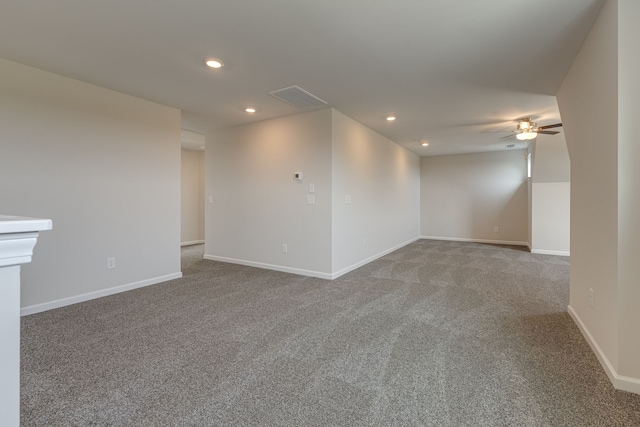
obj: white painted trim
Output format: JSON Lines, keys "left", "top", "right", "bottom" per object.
{"left": 330, "top": 237, "right": 420, "bottom": 280}
{"left": 568, "top": 305, "right": 640, "bottom": 395}
{"left": 203, "top": 255, "right": 333, "bottom": 280}
{"left": 20, "top": 272, "right": 183, "bottom": 316}
{"left": 531, "top": 249, "right": 570, "bottom": 256}
{"left": 420, "top": 236, "right": 529, "bottom": 247}
{"left": 204, "top": 237, "right": 421, "bottom": 281}
{"left": 181, "top": 240, "right": 204, "bottom": 247}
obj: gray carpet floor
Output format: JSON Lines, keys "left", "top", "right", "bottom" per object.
{"left": 21, "top": 240, "right": 640, "bottom": 426}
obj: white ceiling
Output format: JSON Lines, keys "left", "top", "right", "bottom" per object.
{"left": 0, "top": 0, "right": 604, "bottom": 156}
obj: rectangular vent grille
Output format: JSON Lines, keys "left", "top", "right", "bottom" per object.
{"left": 268, "top": 85, "right": 328, "bottom": 108}
{"left": 505, "top": 144, "right": 516, "bottom": 148}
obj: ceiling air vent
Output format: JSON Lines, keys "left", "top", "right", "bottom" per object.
{"left": 268, "top": 85, "right": 328, "bottom": 108}
{"left": 505, "top": 144, "right": 516, "bottom": 148}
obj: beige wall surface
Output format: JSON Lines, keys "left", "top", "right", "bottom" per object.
{"left": 616, "top": 0, "right": 640, "bottom": 380}
{"left": 557, "top": 0, "right": 619, "bottom": 372}
{"left": 181, "top": 148, "right": 205, "bottom": 244}
{"left": 420, "top": 150, "right": 528, "bottom": 244}
{"left": 532, "top": 135, "right": 570, "bottom": 183}
{"left": 531, "top": 182, "right": 570, "bottom": 255}
{"left": 530, "top": 135, "right": 571, "bottom": 255}
{"left": 331, "top": 110, "right": 420, "bottom": 274}
{"left": 0, "top": 59, "right": 182, "bottom": 310}
{"left": 205, "top": 109, "right": 333, "bottom": 276}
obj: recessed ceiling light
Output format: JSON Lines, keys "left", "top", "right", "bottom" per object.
{"left": 204, "top": 58, "right": 224, "bottom": 69}
{"left": 386, "top": 116, "right": 396, "bottom": 121}
{"left": 245, "top": 108, "right": 256, "bottom": 113}
{"left": 421, "top": 142, "right": 429, "bottom": 147}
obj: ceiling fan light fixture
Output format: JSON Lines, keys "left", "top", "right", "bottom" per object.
{"left": 516, "top": 132, "right": 537, "bottom": 141}
{"left": 204, "top": 58, "right": 224, "bottom": 69}
{"left": 518, "top": 118, "right": 535, "bottom": 131}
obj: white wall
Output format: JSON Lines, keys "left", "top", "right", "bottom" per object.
{"left": 530, "top": 135, "right": 571, "bottom": 255}
{"left": 616, "top": 0, "right": 640, "bottom": 382}
{"left": 531, "top": 135, "right": 571, "bottom": 183}
{"left": 420, "top": 150, "right": 528, "bottom": 245}
{"left": 181, "top": 148, "right": 205, "bottom": 245}
{"left": 558, "top": 0, "right": 640, "bottom": 392}
{"left": 557, "top": 0, "right": 620, "bottom": 374}
{"left": 531, "top": 182, "right": 570, "bottom": 255}
{"left": 331, "top": 110, "right": 420, "bottom": 275}
{"left": 0, "top": 59, "right": 182, "bottom": 312}
{"left": 205, "top": 109, "right": 333, "bottom": 277}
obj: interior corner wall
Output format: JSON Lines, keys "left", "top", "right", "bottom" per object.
{"left": 205, "top": 109, "right": 333, "bottom": 277}
{"left": 556, "top": 0, "right": 619, "bottom": 374}
{"left": 617, "top": 0, "right": 640, "bottom": 381}
{"left": 330, "top": 110, "right": 420, "bottom": 276}
{"left": 181, "top": 148, "right": 205, "bottom": 245}
{"left": 0, "top": 58, "right": 182, "bottom": 312}
{"left": 420, "top": 150, "right": 528, "bottom": 245}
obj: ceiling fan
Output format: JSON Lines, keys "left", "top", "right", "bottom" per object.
{"left": 501, "top": 118, "right": 562, "bottom": 141}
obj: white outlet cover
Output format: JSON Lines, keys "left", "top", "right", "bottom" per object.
{"left": 307, "top": 195, "right": 315, "bottom": 205}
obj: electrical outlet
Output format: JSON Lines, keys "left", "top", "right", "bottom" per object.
{"left": 493, "top": 226, "right": 499, "bottom": 233}
{"left": 589, "top": 288, "right": 594, "bottom": 308}
{"left": 107, "top": 257, "right": 116, "bottom": 269}
{"left": 282, "top": 244, "right": 287, "bottom": 254}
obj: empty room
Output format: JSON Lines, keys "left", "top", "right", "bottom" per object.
{"left": 1, "top": 0, "right": 639, "bottom": 425}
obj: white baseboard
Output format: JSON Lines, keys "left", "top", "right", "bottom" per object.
{"left": 181, "top": 240, "right": 204, "bottom": 247}
{"left": 420, "top": 236, "right": 529, "bottom": 247}
{"left": 204, "top": 237, "right": 421, "bottom": 281}
{"left": 203, "top": 255, "right": 333, "bottom": 280}
{"left": 531, "top": 249, "right": 570, "bottom": 256}
{"left": 330, "top": 236, "right": 420, "bottom": 280}
{"left": 568, "top": 305, "right": 640, "bottom": 395}
{"left": 20, "top": 272, "right": 183, "bottom": 316}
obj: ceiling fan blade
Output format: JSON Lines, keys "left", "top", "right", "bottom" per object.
{"left": 537, "top": 130, "right": 560, "bottom": 135}
{"left": 538, "top": 123, "right": 562, "bottom": 130}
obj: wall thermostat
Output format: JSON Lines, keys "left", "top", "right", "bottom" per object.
{"left": 293, "top": 172, "right": 303, "bottom": 182}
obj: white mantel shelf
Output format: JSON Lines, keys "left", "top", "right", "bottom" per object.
{"left": 0, "top": 215, "right": 52, "bottom": 234}
{"left": 0, "top": 215, "right": 52, "bottom": 268}
{"left": 0, "top": 214, "right": 51, "bottom": 427}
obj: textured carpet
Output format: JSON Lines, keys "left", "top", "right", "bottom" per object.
{"left": 21, "top": 240, "right": 640, "bottom": 426}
